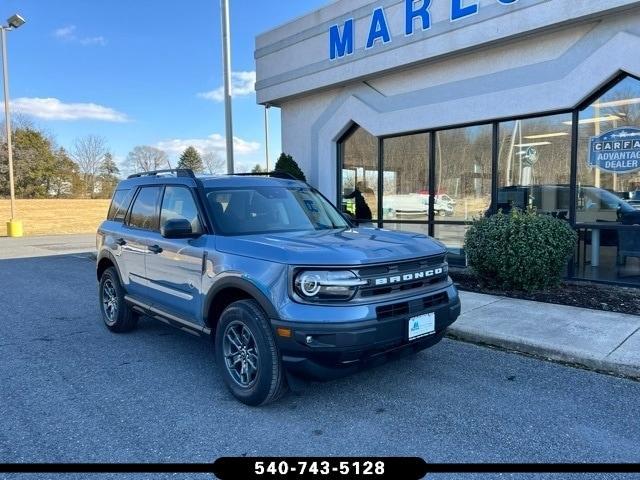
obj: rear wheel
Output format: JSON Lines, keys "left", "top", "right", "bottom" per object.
{"left": 215, "top": 299, "right": 286, "bottom": 406}
{"left": 99, "top": 267, "right": 138, "bottom": 333}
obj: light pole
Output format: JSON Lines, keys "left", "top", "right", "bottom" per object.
{"left": 264, "top": 104, "right": 270, "bottom": 171}
{"left": 219, "top": 0, "right": 234, "bottom": 174}
{"left": 2, "top": 13, "right": 25, "bottom": 237}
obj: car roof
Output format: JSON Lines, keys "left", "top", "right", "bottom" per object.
{"left": 115, "top": 174, "right": 306, "bottom": 190}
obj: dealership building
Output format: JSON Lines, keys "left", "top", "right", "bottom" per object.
{"left": 255, "top": 0, "right": 640, "bottom": 285}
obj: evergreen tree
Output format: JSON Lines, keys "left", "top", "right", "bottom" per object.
{"left": 274, "top": 152, "right": 306, "bottom": 181}
{"left": 177, "top": 146, "right": 204, "bottom": 173}
{"left": 99, "top": 153, "right": 120, "bottom": 197}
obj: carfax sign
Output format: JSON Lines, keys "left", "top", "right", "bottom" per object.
{"left": 588, "top": 127, "right": 640, "bottom": 174}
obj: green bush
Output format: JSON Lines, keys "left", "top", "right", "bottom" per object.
{"left": 464, "top": 208, "right": 577, "bottom": 291}
{"left": 274, "top": 153, "right": 306, "bottom": 181}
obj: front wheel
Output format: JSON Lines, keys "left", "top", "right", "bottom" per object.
{"left": 215, "top": 300, "right": 287, "bottom": 406}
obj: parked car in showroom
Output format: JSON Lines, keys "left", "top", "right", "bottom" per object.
{"left": 96, "top": 169, "right": 461, "bottom": 406}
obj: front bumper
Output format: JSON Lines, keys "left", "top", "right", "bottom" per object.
{"left": 271, "top": 288, "right": 461, "bottom": 380}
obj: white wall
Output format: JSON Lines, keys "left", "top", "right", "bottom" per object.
{"left": 256, "top": 0, "right": 640, "bottom": 104}
{"left": 273, "top": 8, "right": 640, "bottom": 201}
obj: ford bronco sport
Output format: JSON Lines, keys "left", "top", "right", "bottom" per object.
{"left": 96, "top": 169, "right": 461, "bottom": 405}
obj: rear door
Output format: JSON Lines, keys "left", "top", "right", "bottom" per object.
{"left": 119, "top": 185, "right": 163, "bottom": 298}
{"left": 144, "top": 185, "right": 206, "bottom": 323}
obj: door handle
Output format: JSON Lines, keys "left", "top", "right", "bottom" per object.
{"left": 148, "top": 245, "right": 163, "bottom": 254}
{"left": 115, "top": 238, "right": 127, "bottom": 246}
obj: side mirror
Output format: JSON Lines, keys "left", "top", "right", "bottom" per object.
{"left": 161, "top": 218, "right": 195, "bottom": 238}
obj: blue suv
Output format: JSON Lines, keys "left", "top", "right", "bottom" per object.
{"left": 96, "top": 169, "right": 461, "bottom": 405}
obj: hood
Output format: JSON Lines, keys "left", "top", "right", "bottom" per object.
{"left": 214, "top": 227, "right": 447, "bottom": 265}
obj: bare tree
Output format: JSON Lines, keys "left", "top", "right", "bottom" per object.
{"left": 71, "top": 134, "right": 108, "bottom": 198}
{"left": 202, "top": 150, "right": 226, "bottom": 174}
{"left": 127, "top": 145, "right": 169, "bottom": 172}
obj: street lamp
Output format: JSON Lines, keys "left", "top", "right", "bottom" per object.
{"left": 2, "top": 13, "right": 25, "bottom": 237}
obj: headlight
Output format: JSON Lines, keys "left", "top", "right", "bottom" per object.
{"left": 294, "top": 270, "right": 366, "bottom": 301}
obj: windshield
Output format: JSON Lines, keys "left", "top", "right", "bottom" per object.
{"left": 206, "top": 186, "right": 350, "bottom": 235}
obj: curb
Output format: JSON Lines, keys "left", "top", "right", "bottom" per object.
{"left": 446, "top": 327, "right": 640, "bottom": 381}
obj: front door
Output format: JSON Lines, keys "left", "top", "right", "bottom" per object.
{"left": 144, "top": 185, "right": 206, "bottom": 323}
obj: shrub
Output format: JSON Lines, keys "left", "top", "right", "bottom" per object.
{"left": 464, "top": 208, "right": 577, "bottom": 291}
{"left": 274, "top": 153, "right": 306, "bottom": 181}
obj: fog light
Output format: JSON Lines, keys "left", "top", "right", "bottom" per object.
{"left": 306, "top": 335, "right": 313, "bottom": 344}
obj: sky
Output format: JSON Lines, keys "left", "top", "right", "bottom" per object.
{"left": 0, "top": 0, "right": 329, "bottom": 175}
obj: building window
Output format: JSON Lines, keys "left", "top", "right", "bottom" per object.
{"left": 339, "top": 125, "right": 379, "bottom": 222}
{"left": 497, "top": 113, "right": 572, "bottom": 218}
{"left": 434, "top": 124, "right": 492, "bottom": 220}
{"left": 381, "top": 133, "right": 429, "bottom": 221}
{"left": 574, "top": 75, "right": 640, "bottom": 285}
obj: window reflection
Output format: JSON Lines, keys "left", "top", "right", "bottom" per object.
{"left": 340, "top": 126, "right": 378, "bottom": 221}
{"left": 574, "top": 76, "right": 640, "bottom": 285}
{"left": 382, "top": 134, "right": 429, "bottom": 221}
{"left": 577, "top": 76, "right": 640, "bottom": 222}
{"left": 435, "top": 125, "right": 492, "bottom": 220}
{"left": 497, "top": 113, "right": 572, "bottom": 218}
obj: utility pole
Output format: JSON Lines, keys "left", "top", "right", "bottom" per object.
{"left": 220, "top": 0, "right": 234, "bottom": 174}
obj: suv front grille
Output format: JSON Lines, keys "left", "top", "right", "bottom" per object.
{"left": 376, "top": 292, "right": 449, "bottom": 320}
{"left": 355, "top": 254, "right": 448, "bottom": 299}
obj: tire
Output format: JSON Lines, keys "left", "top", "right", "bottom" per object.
{"left": 438, "top": 209, "right": 447, "bottom": 217}
{"left": 99, "top": 267, "right": 138, "bottom": 333}
{"left": 215, "top": 299, "right": 287, "bottom": 406}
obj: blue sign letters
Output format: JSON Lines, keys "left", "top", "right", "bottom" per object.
{"left": 406, "top": 0, "right": 432, "bottom": 36}
{"left": 366, "top": 7, "right": 391, "bottom": 48}
{"left": 451, "top": 0, "right": 478, "bottom": 21}
{"left": 329, "top": 19, "right": 354, "bottom": 60}
{"left": 588, "top": 127, "right": 640, "bottom": 174}
{"left": 329, "top": 0, "right": 521, "bottom": 60}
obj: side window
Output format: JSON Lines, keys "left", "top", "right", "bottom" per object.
{"left": 107, "top": 189, "right": 133, "bottom": 222}
{"left": 160, "top": 186, "right": 203, "bottom": 234}
{"left": 127, "top": 186, "right": 162, "bottom": 231}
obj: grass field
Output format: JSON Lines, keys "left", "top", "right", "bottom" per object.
{"left": 0, "top": 199, "right": 110, "bottom": 236}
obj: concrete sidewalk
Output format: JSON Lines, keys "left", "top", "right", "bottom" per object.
{"left": 451, "top": 291, "right": 640, "bottom": 379}
{"left": 0, "top": 234, "right": 96, "bottom": 259}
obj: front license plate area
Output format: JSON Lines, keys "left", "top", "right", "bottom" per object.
{"left": 408, "top": 313, "right": 435, "bottom": 341}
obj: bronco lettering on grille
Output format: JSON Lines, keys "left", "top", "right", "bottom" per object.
{"left": 373, "top": 266, "right": 447, "bottom": 286}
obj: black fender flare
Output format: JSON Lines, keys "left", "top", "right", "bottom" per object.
{"left": 96, "top": 250, "right": 124, "bottom": 284}
{"left": 203, "top": 273, "right": 280, "bottom": 324}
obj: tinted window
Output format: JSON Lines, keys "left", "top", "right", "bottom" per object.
{"left": 206, "top": 186, "right": 348, "bottom": 235}
{"left": 128, "top": 186, "right": 162, "bottom": 230}
{"left": 107, "top": 189, "right": 133, "bottom": 221}
{"left": 160, "top": 186, "right": 203, "bottom": 234}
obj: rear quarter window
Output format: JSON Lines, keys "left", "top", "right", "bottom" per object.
{"left": 107, "top": 189, "right": 133, "bottom": 222}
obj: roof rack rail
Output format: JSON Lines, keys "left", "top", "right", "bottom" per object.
{"left": 127, "top": 168, "right": 196, "bottom": 179}
{"left": 228, "top": 170, "right": 301, "bottom": 181}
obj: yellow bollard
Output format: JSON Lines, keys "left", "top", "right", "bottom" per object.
{"left": 6, "top": 219, "right": 23, "bottom": 237}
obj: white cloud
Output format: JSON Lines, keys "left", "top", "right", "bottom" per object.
{"left": 79, "top": 36, "right": 107, "bottom": 47}
{"left": 4, "top": 97, "right": 128, "bottom": 122}
{"left": 155, "top": 133, "right": 260, "bottom": 157}
{"left": 53, "top": 25, "right": 107, "bottom": 46}
{"left": 54, "top": 25, "right": 76, "bottom": 40}
{"left": 198, "top": 71, "right": 256, "bottom": 102}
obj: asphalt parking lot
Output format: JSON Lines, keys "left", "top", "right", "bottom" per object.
{"left": 1, "top": 253, "right": 640, "bottom": 479}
